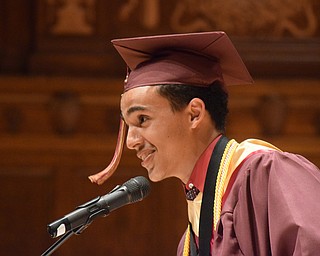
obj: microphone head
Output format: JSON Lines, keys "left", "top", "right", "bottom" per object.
{"left": 124, "top": 176, "right": 151, "bottom": 203}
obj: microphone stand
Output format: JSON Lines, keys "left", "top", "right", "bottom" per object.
{"left": 41, "top": 223, "right": 91, "bottom": 256}
{"left": 42, "top": 200, "right": 108, "bottom": 255}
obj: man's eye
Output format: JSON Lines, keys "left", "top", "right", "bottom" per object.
{"left": 138, "top": 115, "right": 148, "bottom": 125}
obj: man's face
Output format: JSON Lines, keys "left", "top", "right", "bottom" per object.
{"left": 120, "top": 86, "right": 191, "bottom": 182}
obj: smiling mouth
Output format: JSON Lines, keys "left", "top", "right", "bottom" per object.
{"left": 137, "top": 149, "right": 156, "bottom": 168}
{"left": 138, "top": 149, "right": 155, "bottom": 161}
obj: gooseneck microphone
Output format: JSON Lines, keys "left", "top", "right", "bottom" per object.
{"left": 47, "top": 176, "right": 151, "bottom": 238}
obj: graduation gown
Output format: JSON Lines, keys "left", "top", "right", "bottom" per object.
{"left": 177, "top": 139, "right": 320, "bottom": 255}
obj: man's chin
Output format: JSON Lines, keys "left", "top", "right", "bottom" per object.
{"left": 147, "top": 169, "right": 164, "bottom": 183}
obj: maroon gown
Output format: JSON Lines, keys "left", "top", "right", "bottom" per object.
{"left": 178, "top": 146, "right": 320, "bottom": 255}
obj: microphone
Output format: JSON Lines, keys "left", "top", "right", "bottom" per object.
{"left": 47, "top": 176, "right": 151, "bottom": 238}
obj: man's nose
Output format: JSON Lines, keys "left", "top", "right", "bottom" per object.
{"left": 126, "top": 126, "right": 142, "bottom": 150}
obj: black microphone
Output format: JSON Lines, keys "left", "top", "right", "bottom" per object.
{"left": 47, "top": 176, "right": 151, "bottom": 238}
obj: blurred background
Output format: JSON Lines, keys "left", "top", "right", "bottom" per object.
{"left": 0, "top": 1, "right": 319, "bottom": 255}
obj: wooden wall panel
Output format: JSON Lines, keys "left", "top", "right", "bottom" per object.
{"left": 1, "top": 0, "right": 319, "bottom": 77}
{"left": 0, "top": 167, "right": 54, "bottom": 255}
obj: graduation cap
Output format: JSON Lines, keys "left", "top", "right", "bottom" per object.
{"left": 112, "top": 31, "right": 253, "bottom": 91}
{"left": 88, "top": 31, "right": 253, "bottom": 185}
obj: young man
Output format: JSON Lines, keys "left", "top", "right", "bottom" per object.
{"left": 89, "top": 31, "right": 320, "bottom": 255}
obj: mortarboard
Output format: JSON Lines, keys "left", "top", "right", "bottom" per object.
{"left": 112, "top": 31, "right": 253, "bottom": 91}
{"left": 89, "top": 31, "right": 253, "bottom": 185}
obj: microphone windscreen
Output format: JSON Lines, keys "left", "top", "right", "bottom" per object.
{"left": 124, "top": 176, "right": 151, "bottom": 203}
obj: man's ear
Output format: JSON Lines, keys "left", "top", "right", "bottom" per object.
{"left": 188, "top": 98, "right": 206, "bottom": 128}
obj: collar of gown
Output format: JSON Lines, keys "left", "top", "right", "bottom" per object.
{"left": 185, "top": 134, "right": 222, "bottom": 193}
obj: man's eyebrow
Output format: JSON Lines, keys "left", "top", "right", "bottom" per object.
{"left": 126, "top": 106, "right": 146, "bottom": 116}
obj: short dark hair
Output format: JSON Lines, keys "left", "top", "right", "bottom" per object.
{"left": 156, "top": 81, "right": 229, "bottom": 133}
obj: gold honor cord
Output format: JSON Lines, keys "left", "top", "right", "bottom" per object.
{"left": 183, "top": 139, "right": 237, "bottom": 255}
{"left": 213, "top": 139, "right": 238, "bottom": 231}
{"left": 183, "top": 226, "right": 191, "bottom": 256}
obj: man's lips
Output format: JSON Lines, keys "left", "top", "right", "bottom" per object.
{"left": 137, "top": 149, "right": 156, "bottom": 168}
{"left": 137, "top": 149, "right": 156, "bottom": 161}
